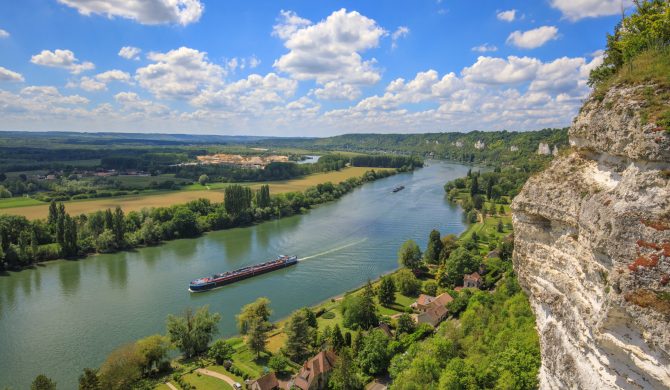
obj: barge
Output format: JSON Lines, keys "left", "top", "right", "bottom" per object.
{"left": 189, "top": 255, "right": 298, "bottom": 292}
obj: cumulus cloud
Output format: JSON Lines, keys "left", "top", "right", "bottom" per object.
{"left": 313, "top": 81, "right": 361, "bottom": 101}
{"left": 0, "top": 66, "right": 24, "bottom": 82}
{"left": 273, "top": 8, "right": 386, "bottom": 85}
{"left": 30, "top": 49, "right": 95, "bottom": 74}
{"left": 191, "top": 73, "right": 297, "bottom": 111}
{"left": 462, "top": 56, "right": 541, "bottom": 85}
{"left": 67, "top": 70, "right": 132, "bottom": 91}
{"left": 57, "top": 0, "right": 204, "bottom": 26}
{"left": 550, "top": 0, "right": 633, "bottom": 21}
{"left": 471, "top": 43, "right": 498, "bottom": 53}
{"left": 391, "top": 26, "right": 410, "bottom": 49}
{"left": 224, "top": 56, "right": 262, "bottom": 73}
{"left": 496, "top": 9, "right": 516, "bottom": 22}
{"left": 506, "top": 26, "right": 558, "bottom": 49}
{"left": 0, "top": 29, "right": 9, "bottom": 38}
{"left": 119, "top": 46, "right": 141, "bottom": 60}
{"left": 136, "top": 47, "right": 225, "bottom": 99}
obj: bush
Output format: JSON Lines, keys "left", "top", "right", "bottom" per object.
{"left": 321, "top": 311, "right": 335, "bottom": 319}
{"left": 394, "top": 269, "right": 421, "bottom": 296}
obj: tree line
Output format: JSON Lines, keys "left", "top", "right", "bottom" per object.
{"left": 0, "top": 169, "right": 396, "bottom": 271}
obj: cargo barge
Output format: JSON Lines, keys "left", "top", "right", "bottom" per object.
{"left": 189, "top": 255, "right": 298, "bottom": 292}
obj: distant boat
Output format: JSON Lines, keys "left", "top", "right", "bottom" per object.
{"left": 392, "top": 185, "right": 405, "bottom": 193}
{"left": 189, "top": 255, "right": 298, "bottom": 292}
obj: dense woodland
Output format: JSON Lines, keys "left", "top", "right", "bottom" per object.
{"left": 0, "top": 169, "right": 396, "bottom": 271}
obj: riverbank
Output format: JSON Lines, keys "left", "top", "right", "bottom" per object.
{"left": 152, "top": 188, "right": 515, "bottom": 389}
{"left": 0, "top": 168, "right": 397, "bottom": 273}
{"left": 0, "top": 167, "right": 388, "bottom": 220}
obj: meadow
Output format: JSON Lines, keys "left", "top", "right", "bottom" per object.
{"left": 0, "top": 167, "right": 384, "bottom": 220}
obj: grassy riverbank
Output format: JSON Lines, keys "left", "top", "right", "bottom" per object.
{"left": 0, "top": 167, "right": 386, "bottom": 220}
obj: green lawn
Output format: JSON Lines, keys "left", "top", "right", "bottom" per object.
{"left": 226, "top": 337, "right": 268, "bottom": 378}
{"left": 0, "top": 197, "right": 44, "bottom": 209}
{"left": 207, "top": 365, "right": 246, "bottom": 383}
{"left": 183, "top": 372, "right": 233, "bottom": 390}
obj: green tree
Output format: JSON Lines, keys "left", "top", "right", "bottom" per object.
{"left": 398, "top": 240, "right": 422, "bottom": 271}
{"left": 444, "top": 247, "right": 480, "bottom": 287}
{"left": 394, "top": 269, "right": 421, "bottom": 296}
{"left": 198, "top": 174, "right": 209, "bottom": 186}
{"left": 208, "top": 339, "right": 235, "bottom": 365}
{"left": 423, "top": 280, "right": 438, "bottom": 296}
{"left": 0, "top": 185, "right": 12, "bottom": 198}
{"left": 78, "top": 368, "right": 100, "bottom": 390}
{"left": 283, "top": 309, "right": 314, "bottom": 362}
{"left": 224, "top": 184, "right": 253, "bottom": 216}
{"left": 170, "top": 208, "right": 199, "bottom": 238}
{"left": 136, "top": 334, "right": 170, "bottom": 374}
{"left": 246, "top": 316, "right": 268, "bottom": 357}
{"left": 331, "top": 324, "right": 345, "bottom": 352}
{"left": 329, "top": 348, "right": 363, "bottom": 390}
{"left": 268, "top": 354, "right": 290, "bottom": 375}
{"left": 98, "top": 343, "right": 143, "bottom": 390}
{"left": 357, "top": 329, "right": 391, "bottom": 376}
{"left": 236, "top": 297, "right": 272, "bottom": 334}
{"left": 439, "top": 234, "right": 459, "bottom": 263}
{"left": 423, "top": 229, "right": 443, "bottom": 264}
{"left": 112, "top": 206, "right": 125, "bottom": 245}
{"left": 497, "top": 220, "right": 504, "bottom": 233}
{"left": 31, "top": 375, "right": 56, "bottom": 390}
{"left": 166, "top": 306, "right": 221, "bottom": 358}
{"left": 396, "top": 313, "right": 415, "bottom": 334}
{"left": 377, "top": 275, "right": 396, "bottom": 306}
{"left": 255, "top": 184, "right": 271, "bottom": 208}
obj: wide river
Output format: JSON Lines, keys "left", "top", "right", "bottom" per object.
{"left": 0, "top": 161, "right": 470, "bottom": 388}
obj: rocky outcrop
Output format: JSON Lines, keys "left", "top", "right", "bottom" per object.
{"left": 512, "top": 84, "right": 670, "bottom": 389}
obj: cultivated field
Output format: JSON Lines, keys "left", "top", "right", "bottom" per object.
{"left": 0, "top": 167, "right": 384, "bottom": 220}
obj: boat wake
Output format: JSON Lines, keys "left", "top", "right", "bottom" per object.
{"left": 299, "top": 238, "right": 368, "bottom": 261}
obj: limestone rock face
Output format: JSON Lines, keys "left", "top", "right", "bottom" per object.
{"left": 512, "top": 84, "right": 670, "bottom": 390}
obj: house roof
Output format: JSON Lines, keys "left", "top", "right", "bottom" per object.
{"left": 416, "top": 303, "right": 448, "bottom": 327}
{"left": 293, "top": 350, "right": 338, "bottom": 390}
{"left": 464, "top": 272, "right": 481, "bottom": 282}
{"left": 251, "top": 372, "right": 278, "bottom": 390}
{"left": 433, "top": 292, "right": 453, "bottom": 306}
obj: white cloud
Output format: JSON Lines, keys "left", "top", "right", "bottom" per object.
{"left": 30, "top": 49, "right": 95, "bottom": 74}
{"left": 67, "top": 70, "right": 132, "bottom": 91}
{"left": 136, "top": 47, "right": 225, "bottom": 99}
{"left": 248, "top": 56, "right": 261, "bottom": 69}
{"left": 57, "top": 0, "right": 204, "bottom": 26}
{"left": 0, "top": 29, "right": 9, "bottom": 38}
{"left": 224, "top": 56, "right": 261, "bottom": 73}
{"left": 471, "top": 43, "right": 498, "bottom": 53}
{"left": 550, "top": 0, "right": 633, "bottom": 21}
{"left": 78, "top": 77, "right": 106, "bottom": 91}
{"left": 497, "top": 9, "right": 516, "bottom": 22}
{"left": 313, "top": 81, "right": 361, "bottom": 101}
{"left": 115, "top": 91, "right": 171, "bottom": 116}
{"left": 272, "top": 10, "right": 312, "bottom": 40}
{"left": 191, "top": 73, "right": 297, "bottom": 111}
{"left": 273, "top": 8, "right": 386, "bottom": 85}
{"left": 96, "top": 69, "right": 131, "bottom": 84}
{"left": 118, "top": 46, "right": 141, "bottom": 60}
{"left": 0, "top": 66, "right": 24, "bottom": 82}
{"left": 391, "top": 26, "right": 410, "bottom": 49}
{"left": 462, "top": 56, "right": 541, "bottom": 85}
{"left": 506, "top": 26, "right": 558, "bottom": 49}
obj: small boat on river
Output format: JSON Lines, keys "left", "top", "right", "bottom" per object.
{"left": 392, "top": 185, "right": 405, "bottom": 193}
{"left": 189, "top": 255, "right": 298, "bottom": 292}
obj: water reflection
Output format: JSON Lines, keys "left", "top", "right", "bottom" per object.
{"left": 104, "top": 254, "right": 128, "bottom": 288}
{"left": 59, "top": 261, "right": 80, "bottom": 295}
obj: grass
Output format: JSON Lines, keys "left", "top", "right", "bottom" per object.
{"left": 0, "top": 167, "right": 385, "bottom": 220}
{"left": 182, "top": 372, "right": 233, "bottom": 390}
{"left": 593, "top": 48, "right": 670, "bottom": 132}
{"left": 0, "top": 196, "right": 44, "bottom": 209}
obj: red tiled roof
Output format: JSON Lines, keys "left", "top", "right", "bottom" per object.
{"left": 251, "top": 372, "right": 278, "bottom": 390}
{"left": 293, "top": 350, "right": 337, "bottom": 390}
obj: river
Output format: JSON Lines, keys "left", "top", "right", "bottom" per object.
{"left": 0, "top": 161, "right": 470, "bottom": 388}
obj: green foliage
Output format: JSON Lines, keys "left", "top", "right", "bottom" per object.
{"left": 224, "top": 184, "right": 253, "bottom": 216}
{"left": 78, "top": 368, "right": 100, "bottom": 390}
{"left": 351, "top": 155, "right": 423, "bottom": 169}
{"left": 198, "top": 174, "right": 209, "bottom": 186}
{"left": 268, "top": 354, "right": 290, "bottom": 375}
{"left": 283, "top": 308, "right": 316, "bottom": 362}
{"left": 394, "top": 269, "right": 421, "bottom": 296}
{"left": 398, "top": 240, "right": 422, "bottom": 271}
{"left": 357, "top": 329, "right": 391, "bottom": 376}
{"left": 341, "top": 283, "right": 379, "bottom": 330}
{"left": 378, "top": 275, "right": 397, "bottom": 306}
{"left": 443, "top": 247, "right": 481, "bottom": 287}
{"left": 329, "top": 348, "right": 364, "bottom": 390}
{"left": 395, "top": 313, "right": 415, "bottom": 335}
{"left": 208, "top": 339, "right": 235, "bottom": 365}
{"left": 246, "top": 316, "right": 269, "bottom": 357}
{"left": 236, "top": 297, "right": 272, "bottom": 334}
{"left": 423, "top": 229, "right": 443, "bottom": 264}
{"left": 136, "top": 334, "right": 171, "bottom": 374}
{"left": 166, "top": 306, "right": 221, "bottom": 358}
{"left": 31, "top": 375, "right": 56, "bottom": 390}
{"left": 98, "top": 343, "right": 143, "bottom": 390}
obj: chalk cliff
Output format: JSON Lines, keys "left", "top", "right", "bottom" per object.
{"left": 512, "top": 83, "right": 670, "bottom": 389}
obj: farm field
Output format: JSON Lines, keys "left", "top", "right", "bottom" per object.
{"left": 0, "top": 167, "right": 385, "bottom": 220}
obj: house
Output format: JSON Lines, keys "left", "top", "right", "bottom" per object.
{"left": 290, "top": 350, "right": 338, "bottom": 390}
{"left": 410, "top": 292, "right": 453, "bottom": 327}
{"left": 249, "top": 372, "right": 279, "bottom": 390}
{"left": 463, "top": 272, "right": 482, "bottom": 288}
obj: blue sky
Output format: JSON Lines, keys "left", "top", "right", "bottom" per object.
{"left": 0, "top": 0, "right": 632, "bottom": 136}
